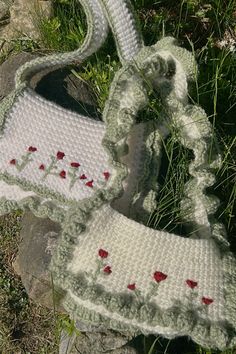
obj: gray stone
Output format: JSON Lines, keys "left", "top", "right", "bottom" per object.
{"left": 60, "top": 330, "right": 139, "bottom": 354}
{"left": 75, "top": 319, "right": 107, "bottom": 332}
{"left": 0, "top": 1, "right": 10, "bottom": 23}
{"left": 0, "top": 0, "right": 53, "bottom": 41}
{"left": 0, "top": 52, "right": 38, "bottom": 98}
{"left": 0, "top": 51, "right": 99, "bottom": 117}
{"left": 35, "top": 67, "right": 99, "bottom": 117}
{"left": 13, "top": 212, "right": 65, "bottom": 311}
{"left": 59, "top": 331, "right": 77, "bottom": 354}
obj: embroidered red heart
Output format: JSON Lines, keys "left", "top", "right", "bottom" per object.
{"left": 10, "top": 159, "right": 16, "bottom": 165}
{"left": 59, "top": 170, "right": 66, "bottom": 179}
{"left": 186, "top": 279, "right": 198, "bottom": 289}
{"left": 79, "top": 174, "right": 87, "bottom": 180}
{"left": 127, "top": 283, "right": 136, "bottom": 291}
{"left": 28, "top": 146, "right": 37, "bottom": 152}
{"left": 71, "top": 162, "right": 80, "bottom": 168}
{"left": 103, "top": 171, "right": 110, "bottom": 180}
{"left": 86, "top": 180, "right": 93, "bottom": 188}
{"left": 202, "top": 297, "right": 214, "bottom": 305}
{"left": 153, "top": 271, "right": 168, "bottom": 282}
{"left": 98, "top": 249, "right": 108, "bottom": 258}
{"left": 39, "top": 164, "right": 45, "bottom": 170}
{"left": 57, "top": 151, "right": 65, "bottom": 160}
{"left": 103, "top": 265, "right": 112, "bottom": 274}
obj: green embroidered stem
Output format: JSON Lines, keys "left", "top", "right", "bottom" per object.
{"left": 15, "top": 152, "right": 32, "bottom": 172}
{"left": 132, "top": 289, "right": 144, "bottom": 303}
{"left": 186, "top": 289, "right": 198, "bottom": 303}
{"left": 41, "top": 156, "right": 57, "bottom": 181}
{"left": 68, "top": 168, "right": 79, "bottom": 190}
{"left": 145, "top": 283, "right": 160, "bottom": 303}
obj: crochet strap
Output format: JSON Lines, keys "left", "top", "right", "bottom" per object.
{"left": 99, "top": 0, "right": 143, "bottom": 62}
{"left": 152, "top": 38, "right": 225, "bottom": 243}
{"left": 15, "top": 0, "right": 143, "bottom": 88}
{"left": 15, "top": 0, "right": 109, "bottom": 88}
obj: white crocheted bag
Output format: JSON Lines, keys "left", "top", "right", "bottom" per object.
{"left": 0, "top": 0, "right": 155, "bottom": 221}
{"left": 0, "top": 0, "right": 235, "bottom": 350}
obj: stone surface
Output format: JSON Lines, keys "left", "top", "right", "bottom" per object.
{"left": 60, "top": 330, "right": 140, "bottom": 354}
{"left": 0, "top": 51, "right": 99, "bottom": 117}
{"left": 0, "top": 0, "right": 10, "bottom": 24}
{"left": 12, "top": 212, "right": 65, "bottom": 311}
{"left": 0, "top": 52, "right": 37, "bottom": 98}
{"left": 0, "top": 0, "right": 53, "bottom": 41}
{"left": 35, "top": 67, "right": 99, "bottom": 117}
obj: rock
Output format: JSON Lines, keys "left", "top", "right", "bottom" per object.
{"left": 0, "top": 52, "right": 38, "bottom": 98}
{"left": 0, "top": 0, "right": 53, "bottom": 41}
{"left": 75, "top": 320, "right": 107, "bottom": 332}
{"left": 0, "top": 51, "right": 99, "bottom": 117}
{"left": 12, "top": 212, "right": 65, "bottom": 311}
{"left": 0, "top": 1, "right": 10, "bottom": 23}
{"left": 60, "top": 330, "right": 140, "bottom": 354}
{"left": 35, "top": 67, "right": 99, "bottom": 117}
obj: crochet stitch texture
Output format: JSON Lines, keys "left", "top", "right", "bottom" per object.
{"left": 0, "top": 0, "right": 235, "bottom": 350}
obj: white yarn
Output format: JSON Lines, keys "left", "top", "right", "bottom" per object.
{"left": 101, "top": 0, "right": 142, "bottom": 61}
{"left": 0, "top": 89, "right": 110, "bottom": 201}
{"left": 67, "top": 204, "right": 225, "bottom": 324}
{"left": 0, "top": 180, "right": 36, "bottom": 201}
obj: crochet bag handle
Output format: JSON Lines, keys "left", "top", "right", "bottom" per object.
{"left": 14, "top": 0, "right": 108, "bottom": 89}
{"left": 150, "top": 38, "right": 225, "bottom": 244}
{"left": 98, "top": 0, "right": 143, "bottom": 62}
{"left": 14, "top": 0, "right": 142, "bottom": 89}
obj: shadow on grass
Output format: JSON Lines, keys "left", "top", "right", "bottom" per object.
{"left": 130, "top": 335, "right": 209, "bottom": 354}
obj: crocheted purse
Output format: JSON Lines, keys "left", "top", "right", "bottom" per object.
{"left": 0, "top": 0, "right": 235, "bottom": 350}
{"left": 48, "top": 1, "right": 235, "bottom": 351}
{"left": 0, "top": 0, "right": 153, "bottom": 221}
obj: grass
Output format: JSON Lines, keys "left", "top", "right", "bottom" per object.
{"left": 0, "top": 212, "right": 57, "bottom": 353}
{"left": 0, "top": 0, "right": 235, "bottom": 353}
{"left": 0, "top": 212, "right": 79, "bottom": 353}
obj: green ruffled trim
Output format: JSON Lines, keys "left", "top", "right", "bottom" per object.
{"left": 130, "top": 120, "right": 164, "bottom": 222}
{"left": 154, "top": 37, "right": 196, "bottom": 81}
{"left": 61, "top": 267, "right": 236, "bottom": 351}
{"left": 0, "top": 196, "right": 65, "bottom": 224}
{"left": 0, "top": 172, "right": 76, "bottom": 205}
{"left": 0, "top": 83, "right": 26, "bottom": 134}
